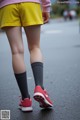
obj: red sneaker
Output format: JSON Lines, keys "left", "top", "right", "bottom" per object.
{"left": 19, "top": 98, "right": 33, "bottom": 112}
{"left": 33, "top": 86, "right": 53, "bottom": 108}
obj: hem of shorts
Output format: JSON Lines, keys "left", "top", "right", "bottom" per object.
{"left": 22, "top": 22, "right": 43, "bottom": 26}
{"left": 0, "top": 22, "right": 43, "bottom": 28}
{"left": 0, "top": 23, "right": 21, "bottom": 28}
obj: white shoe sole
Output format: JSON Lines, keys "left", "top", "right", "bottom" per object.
{"left": 19, "top": 106, "right": 33, "bottom": 112}
{"left": 33, "top": 92, "right": 53, "bottom": 108}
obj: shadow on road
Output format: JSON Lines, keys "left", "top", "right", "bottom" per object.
{"left": 16, "top": 108, "right": 54, "bottom": 120}
{"left": 39, "top": 108, "right": 54, "bottom": 120}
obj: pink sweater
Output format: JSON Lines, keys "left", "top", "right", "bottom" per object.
{"left": 0, "top": 0, "right": 51, "bottom": 12}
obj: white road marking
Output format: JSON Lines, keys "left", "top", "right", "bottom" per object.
{"left": 42, "top": 30, "right": 62, "bottom": 34}
{"left": 27, "top": 77, "right": 32, "bottom": 80}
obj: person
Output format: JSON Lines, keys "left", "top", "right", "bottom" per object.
{"left": 0, "top": 0, "right": 53, "bottom": 112}
{"left": 69, "top": 9, "right": 77, "bottom": 20}
{"left": 63, "top": 10, "right": 68, "bottom": 21}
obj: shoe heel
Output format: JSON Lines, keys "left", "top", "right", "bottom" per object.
{"left": 21, "top": 107, "right": 33, "bottom": 112}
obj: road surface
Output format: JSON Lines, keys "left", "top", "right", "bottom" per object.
{"left": 0, "top": 19, "right": 80, "bottom": 120}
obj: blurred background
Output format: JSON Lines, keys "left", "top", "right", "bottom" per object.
{"left": 50, "top": 0, "right": 80, "bottom": 20}
{"left": 0, "top": 1, "right": 80, "bottom": 120}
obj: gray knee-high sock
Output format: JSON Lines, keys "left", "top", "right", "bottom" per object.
{"left": 31, "top": 62, "right": 44, "bottom": 89}
{"left": 14, "top": 72, "right": 30, "bottom": 100}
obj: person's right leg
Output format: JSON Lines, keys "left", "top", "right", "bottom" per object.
{"left": 24, "top": 25, "right": 44, "bottom": 89}
{"left": 24, "top": 25, "right": 53, "bottom": 108}
{"left": 4, "top": 27, "right": 32, "bottom": 111}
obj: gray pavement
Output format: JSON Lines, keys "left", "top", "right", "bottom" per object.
{"left": 0, "top": 19, "right": 80, "bottom": 120}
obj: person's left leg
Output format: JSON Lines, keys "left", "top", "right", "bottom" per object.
{"left": 5, "top": 27, "right": 30, "bottom": 99}
{"left": 4, "top": 26, "right": 33, "bottom": 111}
{"left": 3, "top": 27, "right": 33, "bottom": 111}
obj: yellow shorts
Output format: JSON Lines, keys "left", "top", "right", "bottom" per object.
{"left": 0, "top": 2, "right": 43, "bottom": 28}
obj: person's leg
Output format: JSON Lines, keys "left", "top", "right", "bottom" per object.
{"left": 24, "top": 25, "right": 44, "bottom": 89}
{"left": 24, "top": 25, "right": 53, "bottom": 108}
{"left": 4, "top": 27, "right": 30, "bottom": 99}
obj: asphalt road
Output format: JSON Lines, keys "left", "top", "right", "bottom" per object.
{"left": 0, "top": 19, "right": 80, "bottom": 120}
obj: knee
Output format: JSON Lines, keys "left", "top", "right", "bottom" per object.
{"left": 28, "top": 46, "right": 40, "bottom": 53}
{"left": 12, "top": 46, "right": 24, "bottom": 55}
